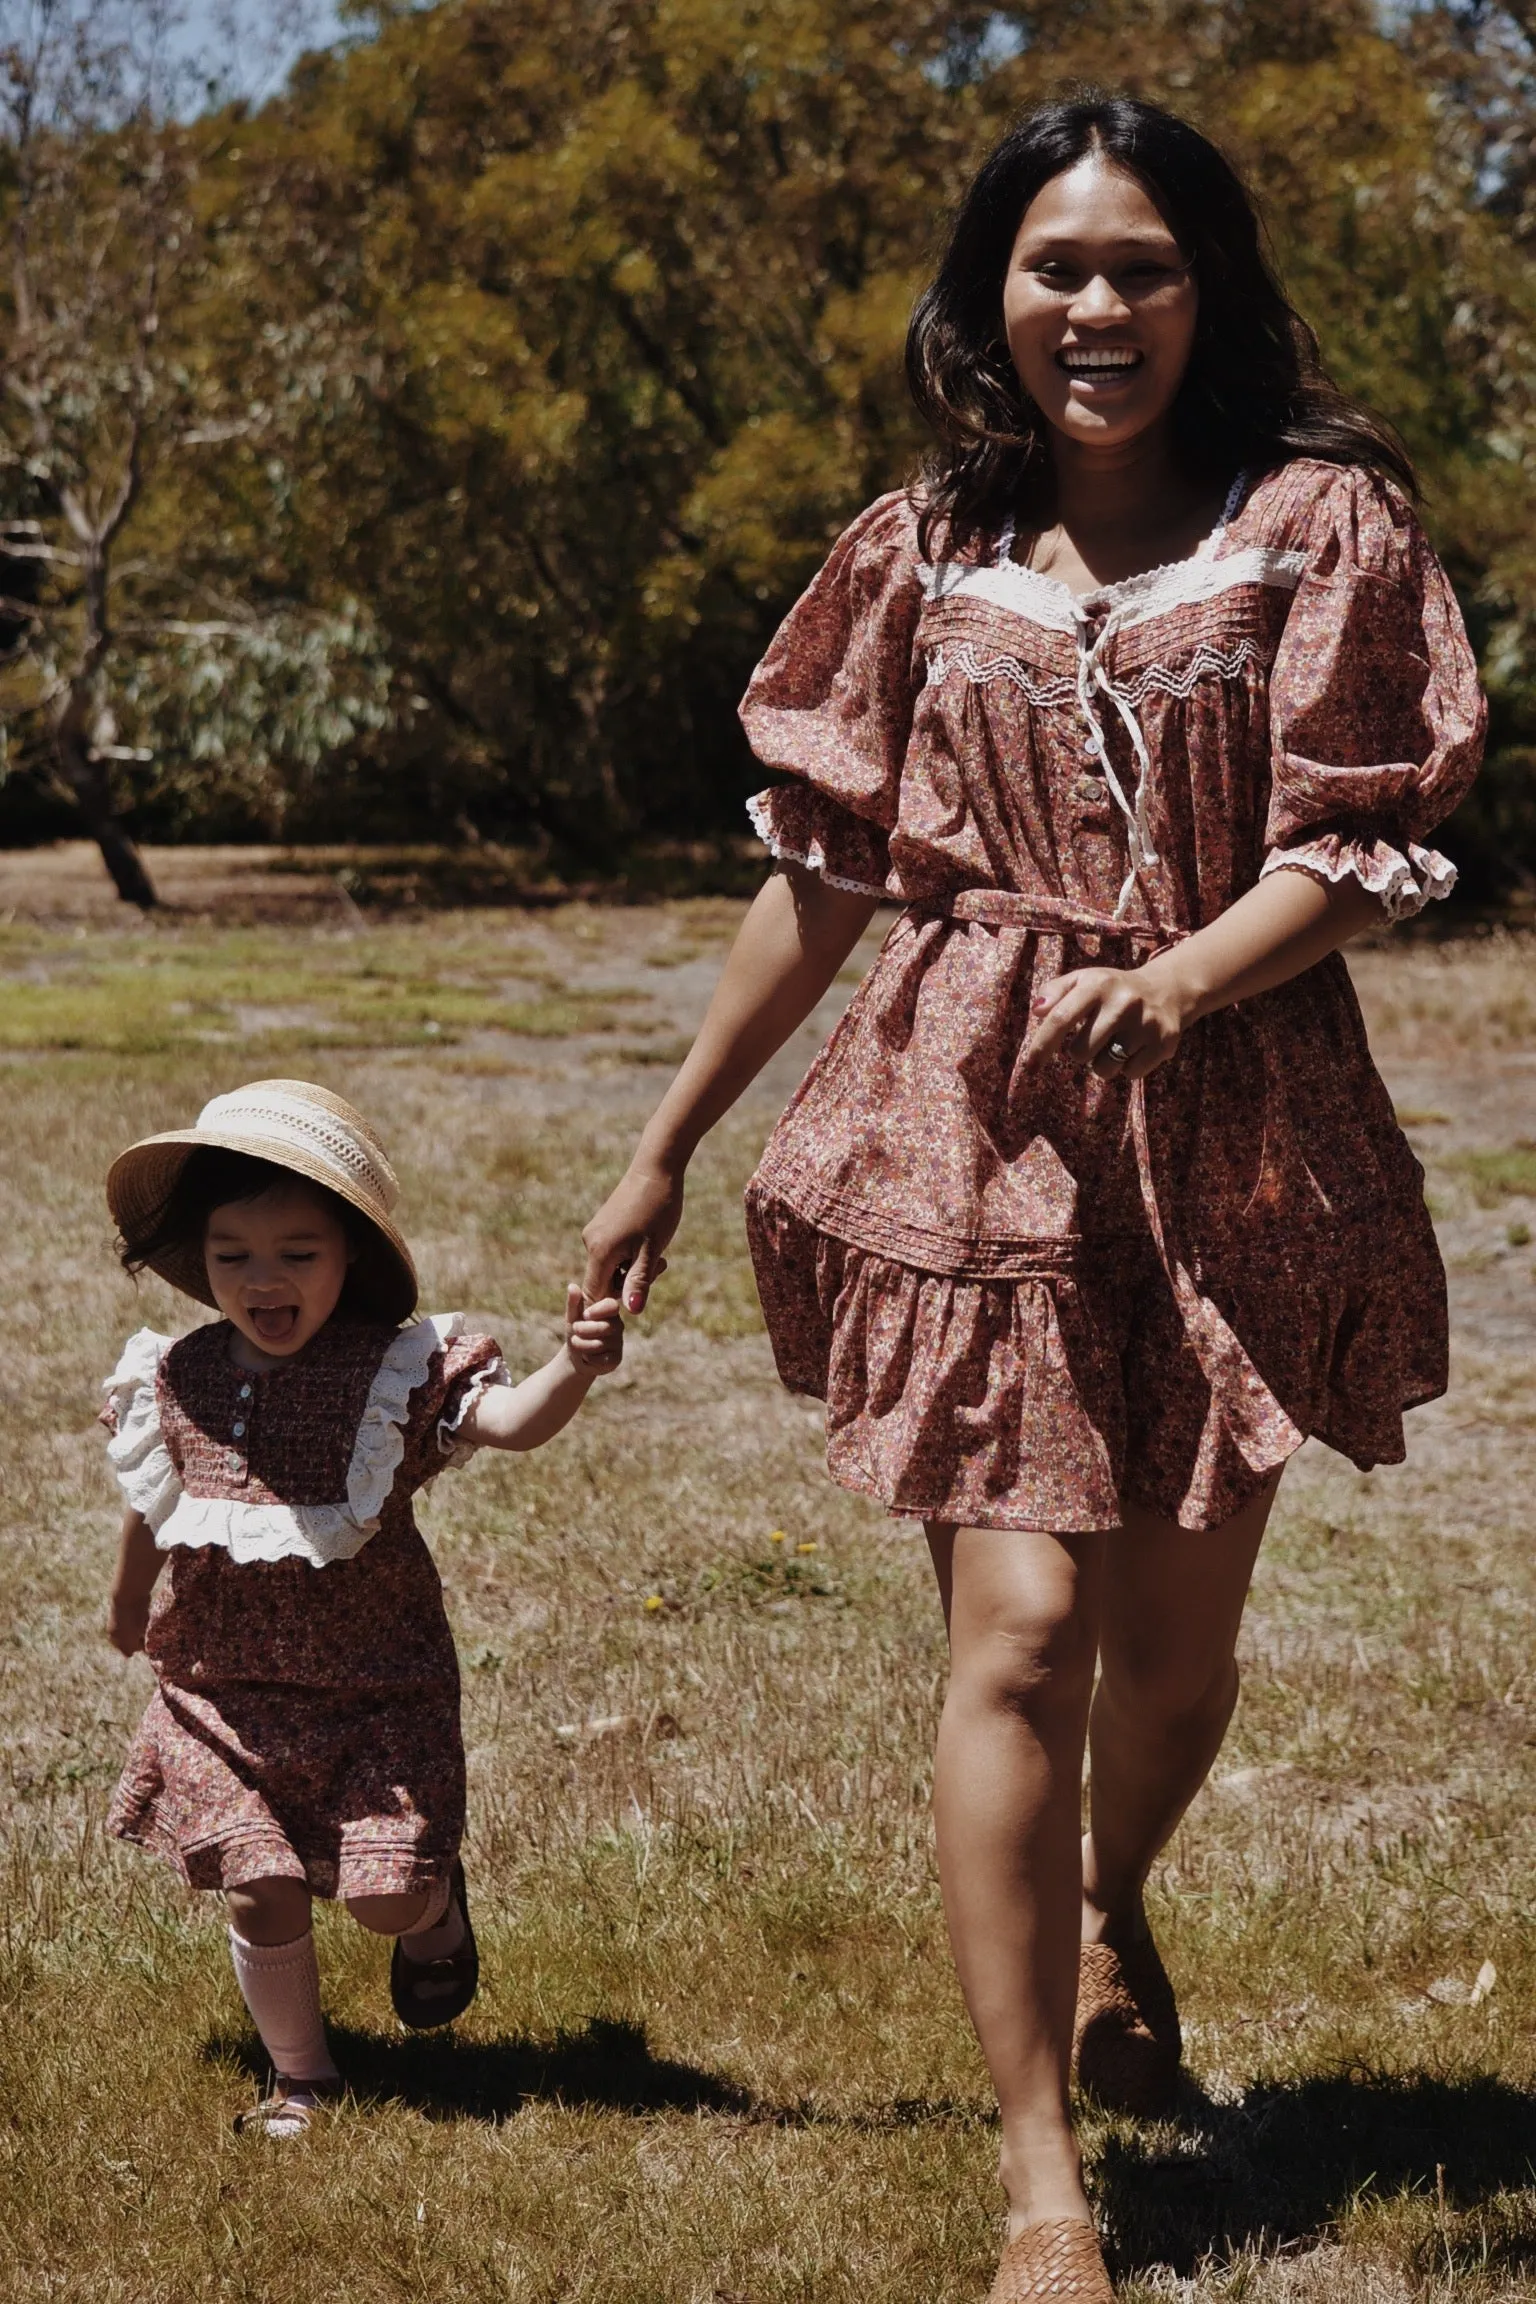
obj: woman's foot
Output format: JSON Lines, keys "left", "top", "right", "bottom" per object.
{"left": 233, "top": 2075, "right": 343, "bottom": 2138}
{"left": 988, "top": 2218, "right": 1114, "bottom": 2302}
{"left": 1073, "top": 1925, "right": 1181, "bottom": 2117}
{"left": 390, "top": 1860, "right": 479, "bottom": 2029}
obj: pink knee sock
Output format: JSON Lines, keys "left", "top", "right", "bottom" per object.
{"left": 228, "top": 1926, "right": 340, "bottom": 2088}
{"left": 399, "top": 1873, "right": 466, "bottom": 1962}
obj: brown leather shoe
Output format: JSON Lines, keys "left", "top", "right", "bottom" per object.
{"left": 1073, "top": 1932, "right": 1181, "bottom": 2117}
{"left": 390, "top": 1861, "right": 479, "bottom": 2030}
{"left": 987, "top": 2218, "right": 1114, "bottom": 2301}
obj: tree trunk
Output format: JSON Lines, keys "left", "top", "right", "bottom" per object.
{"left": 52, "top": 733, "right": 158, "bottom": 908}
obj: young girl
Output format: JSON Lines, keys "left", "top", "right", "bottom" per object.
{"left": 102, "top": 1077, "right": 623, "bottom": 2137}
{"left": 581, "top": 97, "right": 1485, "bottom": 2301}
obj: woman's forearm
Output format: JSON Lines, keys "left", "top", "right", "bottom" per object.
{"left": 638, "top": 864, "right": 878, "bottom": 1169}
{"left": 1142, "top": 865, "right": 1384, "bottom": 1022}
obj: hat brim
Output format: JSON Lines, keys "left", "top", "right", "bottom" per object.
{"left": 107, "top": 1127, "right": 419, "bottom": 1326}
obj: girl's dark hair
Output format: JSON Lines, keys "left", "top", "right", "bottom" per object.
{"left": 120, "top": 1148, "right": 378, "bottom": 1313}
{"left": 906, "top": 93, "right": 1417, "bottom": 558}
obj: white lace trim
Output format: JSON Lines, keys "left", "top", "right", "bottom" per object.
{"left": 1260, "top": 839, "right": 1457, "bottom": 923}
{"left": 437, "top": 1355, "right": 514, "bottom": 1467}
{"left": 103, "top": 1329, "right": 183, "bottom": 1534}
{"left": 918, "top": 542, "right": 1306, "bottom": 632}
{"left": 151, "top": 1313, "right": 480, "bottom": 1568}
{"left": 746, "top": 791, "right": 889, "bottom": 897}
{"left": 925, "top": 635, "right": 1266, "bottom": 709}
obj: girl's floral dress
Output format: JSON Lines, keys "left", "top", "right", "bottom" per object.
{"left": 740, "top": 460, "right": 1485, "bottom": 1532}
{"left": 103, "top": 1313, "right": 506, "bottom": 1897}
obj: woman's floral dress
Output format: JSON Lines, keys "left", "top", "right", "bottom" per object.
{"left": 740, "top": 460, "right": 1486, "bottom": 1533}
{"left": 102, "top": 1313, "right": 506, "bottom": 1897}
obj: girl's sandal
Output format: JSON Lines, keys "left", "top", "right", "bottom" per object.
{"left": 1073, "top": 1932, "right": 1182, "bottom": 2117}
{"left": 233, "top": 2076, "right": 343, "bottom": 2138}
{"left": 389, "top": 1860, "right": 479, "bottom": 2030}
{"left": 987, "top": 2218, "right": 1114, "bottom": 2302}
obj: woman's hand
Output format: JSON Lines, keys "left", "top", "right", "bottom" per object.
{"left": 1024, "top": 958, "right": 1195, "bottom": 1080}
{"left": 582, "top": 1157, "right": 681, "bottom": 1314}
{"left": 108, "top": 1585, "right": 152, "bottom": 1657}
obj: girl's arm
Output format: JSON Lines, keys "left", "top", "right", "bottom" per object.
{"left": 582, "top": 864, "right": 880, "bottom": 1309}
{"left": 454, "top": 1285, "right": 625, "bottom": 1453}
{"left": 1024, "top": 868, "right": 1384, "bottom": 1078}
{"left": 108, "top": 1509, "right": 163, "bottom": 1657}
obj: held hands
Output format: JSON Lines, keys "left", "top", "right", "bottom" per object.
{"left": 564, "top": 1281, "right": 625, "bottom": 1375}
{"left": 1024, "top": 954, "right": 1198, "bottom": 1081}
{"left": 582, "top": 1158, "right": 679, "bottom": 1316}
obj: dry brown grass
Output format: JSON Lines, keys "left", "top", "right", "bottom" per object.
{"left": 4, "top": 863, "right": 1536, "bottom": 2300}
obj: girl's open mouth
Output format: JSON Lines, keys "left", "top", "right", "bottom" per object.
{"left": 248, "top": 1304, "right": 301, "bottom": 1344}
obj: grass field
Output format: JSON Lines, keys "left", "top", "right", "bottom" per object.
{"left": 4, "top": 850, "right": 1536, "bottom": 2301}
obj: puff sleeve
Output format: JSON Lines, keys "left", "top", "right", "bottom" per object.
{"left": 390, "top": 1318, "right": 512, "bottom": 1490}
{"left": 101, "top": 1329, "right": 182, "bottom": 1533}
{"left": 740, "top": 490, "right": 925, "bottom": 897}
{"left": 1260, "top": 466, "right": 1486, "bottom": 921}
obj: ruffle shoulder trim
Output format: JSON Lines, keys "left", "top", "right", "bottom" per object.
{"left": 102, "top": 1329, "right": 183, "bottom": 1534}
{"left": 155, "top": 1314, "right": 507, "bottom": 1570}
{"left": 1260, "top": 835, "right": 1456, "bottom": 923}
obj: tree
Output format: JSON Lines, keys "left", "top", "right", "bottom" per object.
{"left": 0, "top": 0, "right": 391, "bottom": 901}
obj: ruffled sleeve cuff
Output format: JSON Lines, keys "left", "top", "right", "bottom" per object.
{"left": 437, "top": 1348, "right": 514, "bottom": 1468}
{"left": 101, "top": 1329, "right": 182, "bottom": 1533}
{"left": 747, "top": 786, "right": 890, "bottom": 898}
{"left": 1259, "top": 833, "right": 1457, "bottom": 924}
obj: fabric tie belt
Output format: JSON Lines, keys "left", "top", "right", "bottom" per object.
{"left": 908, "top": 885, "right": 1300, "bottom": 1480}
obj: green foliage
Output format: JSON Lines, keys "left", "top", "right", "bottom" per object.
{"left": 6, "top": 0, "right": 1536, "bottom": 880}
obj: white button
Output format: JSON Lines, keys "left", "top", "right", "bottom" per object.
{"left": 239, "top": 1383, "right": 252, "bottom": 1399}
{"left": 232, "top": 1420, "right": 246, "bottom": 1438}
{"left": 1084, "top": 734, "right": 1101, "bottom": 755}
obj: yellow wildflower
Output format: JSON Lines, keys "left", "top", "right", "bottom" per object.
{"left": 796, "top": 1541, "right": 817, "bottom": 1556}
{"left": 644, "top": 1594, "right": 664, "bottom": 1613}
{"left": 769, "top": 1530, "right": 786, "bottom": 1544}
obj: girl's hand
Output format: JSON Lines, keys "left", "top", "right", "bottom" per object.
{"left": 1024, "top": 959, "right": 1194, "bottom": 1080}
{"left": 583, "top": 1158, "right": 680, "bottom": 1315}
{"left": 566, "top": 1282, "right": 624, "bottom": 1375}
{"left": 108, "top": 1586, "right": 152, "bottom": 1657}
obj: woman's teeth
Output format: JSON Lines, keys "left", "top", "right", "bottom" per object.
{"left": 1058, "top": 349, "right": 1142, "bottom": 372}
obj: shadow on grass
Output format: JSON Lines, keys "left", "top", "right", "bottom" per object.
{"left": 203, "top": 2013, "right": 756, "bottom": 2123}
{"left": 202, "top": 2013, "right": 992, "bottom": 2137}
{"left": 1101, "top": 2068, "right": 1536, "bottom": 2281}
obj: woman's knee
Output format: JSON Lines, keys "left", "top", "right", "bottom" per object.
{"left": 952, "top": 1584, "right": 1100, "bottom": 1723}
{"left": 1099, "top": 1641, "right": 1240, "bottom": 1742}
{"left": 226, "top": 1874, "right": 312, "bottom": 1946}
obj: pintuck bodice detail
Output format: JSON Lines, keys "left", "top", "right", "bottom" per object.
{"left": 738, "top": 459, "right": 1486, "bottom": 1532}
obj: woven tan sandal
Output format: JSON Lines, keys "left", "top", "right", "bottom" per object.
{"left": 1073, "top": 1932, "right": 1181, "bottom": 2117}
{"left": 987, "top": 2218, "right": 1114, "bottom": 2302}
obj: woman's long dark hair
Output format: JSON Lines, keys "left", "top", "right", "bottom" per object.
{"left": 907, "top": 94, "right": 1416, "bottom": 559}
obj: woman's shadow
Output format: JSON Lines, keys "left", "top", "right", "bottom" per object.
{"left": 1101, "top": 2068, "right": 1536, "bottom": 2283}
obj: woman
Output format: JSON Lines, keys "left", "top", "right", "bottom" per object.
{"left": 582, "top": 96, "right": 1484, "bottom": 2301}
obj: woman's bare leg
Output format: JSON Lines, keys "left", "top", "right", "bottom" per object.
{"left": 927, "top": 1521, "right": 1105, "bottom": 2235}
{"left": 1081, "top": 1472, "right": 1281, "bottom": 1945}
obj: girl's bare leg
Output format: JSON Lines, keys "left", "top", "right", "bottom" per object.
{"left": 926, "top": 1521, "right": 1105, "bottom": 2235}
{"left": 1081, "top": 1473, "right": 1281, "bottom": 1945}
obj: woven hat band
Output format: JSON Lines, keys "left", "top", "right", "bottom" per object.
{"left": 195, "top": 1086, "right": 400, "bottom": 1212}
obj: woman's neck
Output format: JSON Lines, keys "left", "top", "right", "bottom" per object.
{"left": 1049, "top": 424, "right": 1198, "bottom": 543}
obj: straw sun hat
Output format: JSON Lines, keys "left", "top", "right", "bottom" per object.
{"left": 107, "top": 1079, "right": 418, "bottom": 1325}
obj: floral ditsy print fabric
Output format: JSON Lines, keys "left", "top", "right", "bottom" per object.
{"left": 740, "top": 459, "right": 1486, "bottom": 1533}
{"left": 106, "top": 1317, "right": 502, "bottom": 1897}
